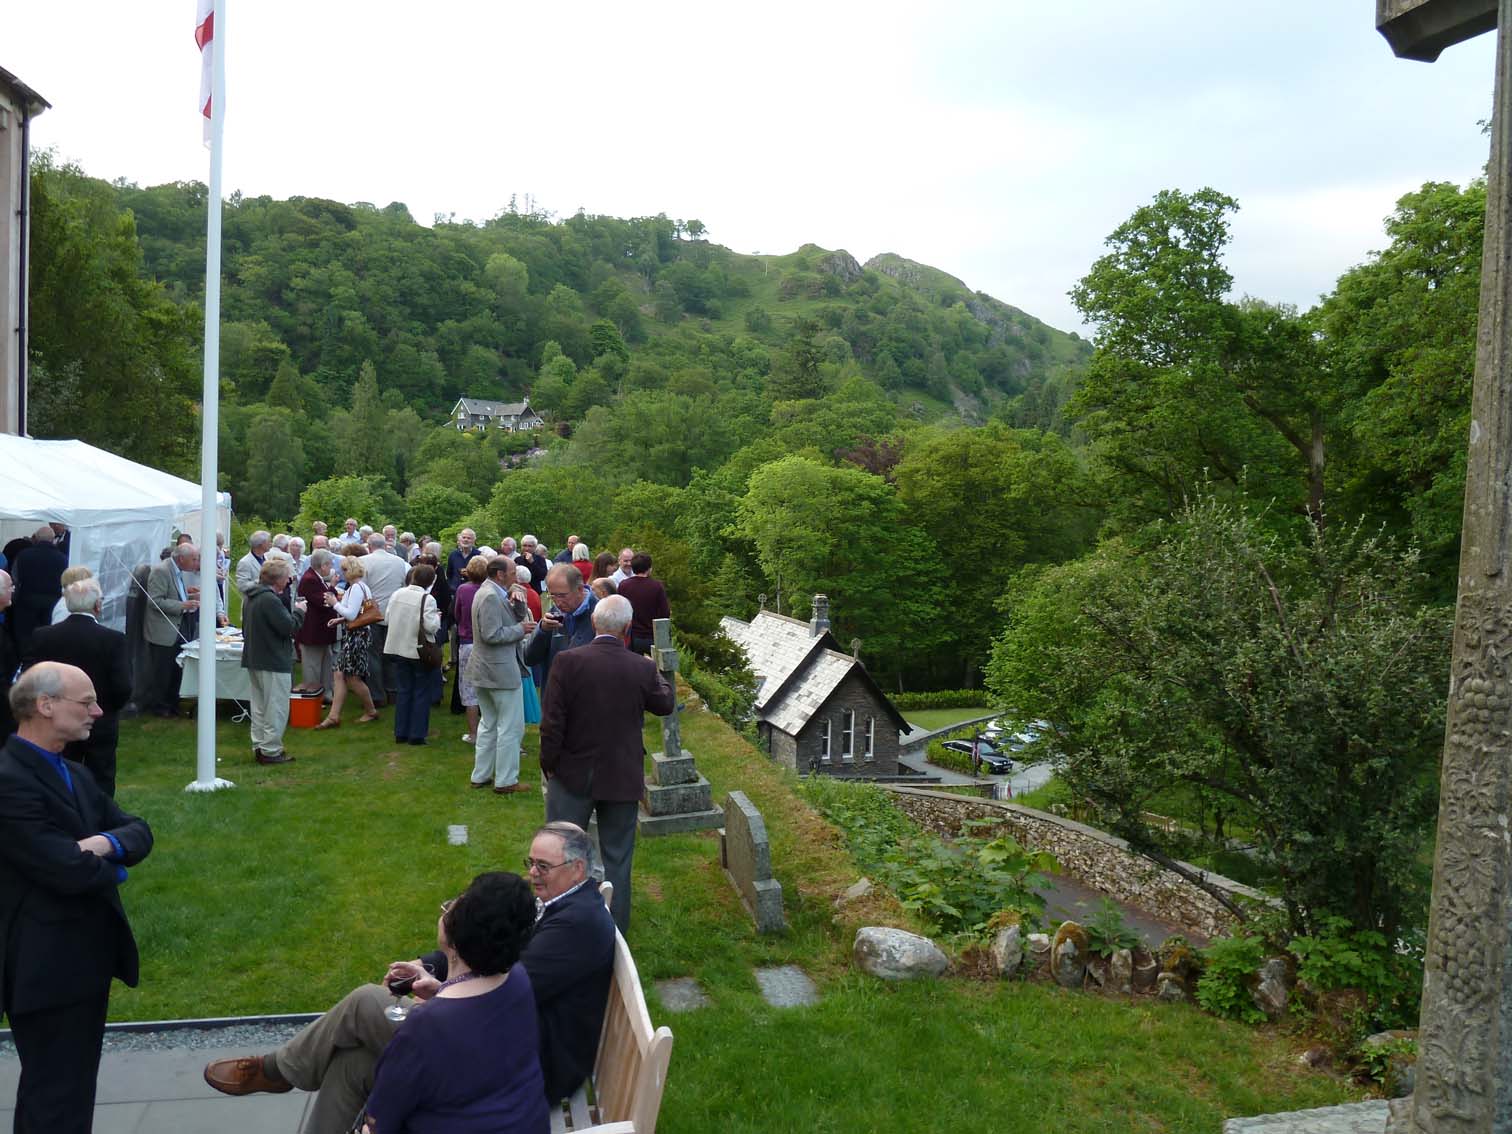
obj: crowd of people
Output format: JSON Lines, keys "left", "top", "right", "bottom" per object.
{"left": 0, "top": 517, "right": 680, "bottom": 1130}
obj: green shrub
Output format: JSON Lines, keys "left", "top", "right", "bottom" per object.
{"left": 926, "top": 739, "right": 977, "bottom": 775}
{"left": 799, "top": 782, "right": 1057, "bottom": 938}
{"left": 1196, "top": 934, "right": 1267, "bottom": 1023}
{"left": 1085, "top": 898, "right": 1140, "bottom": 958}
{"left": 1288, "top": 917, "right": 1423, "bottom": 1033}
{"left": 893, "top": 690, "right": 991, "bottom": 710}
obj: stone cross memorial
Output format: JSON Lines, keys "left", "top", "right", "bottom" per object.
{"left": 1376, "top": 3, "right": 1512, "bottom": 1133}
{"left": 638, "top": 617, "right": 722, "bottom": 837}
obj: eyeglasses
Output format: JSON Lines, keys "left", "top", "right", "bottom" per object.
{"left": 47, "top": 695, "right": 98, "bottom": 709}
{"left": 440, "top": 897, "right": 458, "bottom": 915}
{"left": 547, "top": 590, "right": 574, "bottom": 602}
{"left": 524, "top": 857, "right": 571, "bottom": 875}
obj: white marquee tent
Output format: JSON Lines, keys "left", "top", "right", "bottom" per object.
{"left": 0, "top": 435, "right": 232, "bottom": 630}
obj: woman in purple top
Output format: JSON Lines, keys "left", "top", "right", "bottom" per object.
{"left": 451, "top": 556, "right": 488, "bottom": 744}
{"left": 364, "top": 872, "right": 547, "bottom": 1134}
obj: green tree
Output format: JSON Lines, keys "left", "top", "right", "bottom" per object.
{"left": 765, "top": 319, "right": 828, "bottom": 401}
{"left": 1069, "top": 188, "right": 1330, "bottom": 525}
{"left": 481, "top": 466, "right": 615, "bottom": 550}
{"left": 986, "top": 494, "right": 1451, "bottom": 935}
{"left": 895, "top": 424, "right": 1098, "bottom": 684}
{"left": 737, "top": 455, "right": 945, "bottom": 680}
{"left": 241, "top": 409, "right": 307, "bottom": 520}
{"left": 295, "top": 475, "right": 402, "bottom": 534}
{"left": 403, "top": 482, "right": 478, "bottom": 539}
{"left": 26, "top": 158, "right": 201, "bottom": 474}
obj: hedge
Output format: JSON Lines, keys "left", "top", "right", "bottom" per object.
{"left": 892, "top": 690, "right": 993, "bottom": 711}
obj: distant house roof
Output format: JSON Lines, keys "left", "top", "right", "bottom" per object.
{"left": 454, "top": 397, "right": 539, "bottom": 418}
{"left": 0, "top": 66, "right": 51, "bottom": 115}
{"left": 721, "top": 610, "right": 909, "bottom": 736}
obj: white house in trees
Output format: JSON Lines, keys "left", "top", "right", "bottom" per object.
{"left": 450, "top": 396, "right": 545, "bottom": 433}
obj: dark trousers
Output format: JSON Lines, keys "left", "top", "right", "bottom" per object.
{"left": 367, "top": 625, "right": 390, "bottom": 706}
{"left": 545, "top": 780, "right": 638, "bottom": 934}
{"left": 392, "top": 657, "right": 432, "bottom": 743}
{"left": 147, "top": 642, "right": 183, "bottom": 715}
{"left": 10, "top": 989, "right": 111, "bottom": 1134}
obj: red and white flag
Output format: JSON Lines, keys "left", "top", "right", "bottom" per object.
{"left": 195, "top": 0, "right": 215, "bottom": 144}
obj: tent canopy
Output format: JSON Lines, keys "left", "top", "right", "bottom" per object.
{"left": 0, "top": 435, "right": 232, "bottom": 630}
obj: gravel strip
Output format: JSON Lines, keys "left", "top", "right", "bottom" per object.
{"left": 0, "top": 1018, "right": 317, "bottom": 1058}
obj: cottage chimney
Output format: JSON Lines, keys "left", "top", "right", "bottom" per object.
{"left": 809, "top": 594, "right": 830, "bottom": 638}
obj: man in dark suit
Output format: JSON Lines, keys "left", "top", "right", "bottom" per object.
{"left": 203, "top": 822, "right": 617, "bottom": 1129}
{"left": 23, "top": 578, "right": 133, "bottom": 796}
{"left": 8, "top": 526, "right": 68, "bottom": 654}
{"left": 540, "top": 594, "right": 675, "bottom": 933}
{"left": 0, "top": 661, "right": 154, "bottom": 1133}
{"left": 0, "top": 570, "right": 18, "bottom": 741}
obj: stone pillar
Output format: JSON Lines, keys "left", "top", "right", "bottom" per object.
{"left": 1394, "top": 3, "right": 1512, "bottom": 1130}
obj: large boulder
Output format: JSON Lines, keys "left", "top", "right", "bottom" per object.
{"left": 1052, "top": 922, "right": 1090, "bottom": 989}
{"left": 853, "top": 927, "right": 948, "bottom": 981}
{"left": 989, "top": 924, "right": 1023, "bottom": 979}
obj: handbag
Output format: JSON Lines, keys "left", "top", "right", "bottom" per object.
{"left": 345, "top": 585, "right": 382, "bottom": 631}
{"left": 416, "top": 596, "right": 444, "bottom": 670}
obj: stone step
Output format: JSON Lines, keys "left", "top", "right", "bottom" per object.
{"left": 642, "top": 775, "right": 713, "bottom": 817}
{"left": 1223, "top": 1100, "right": 1394, "bottom": 1134}
{"left": 637, "top": 807, "right": 723, "bottom": 837}
{"left": 649, "top": 750, "right": 699, "bottom": 786}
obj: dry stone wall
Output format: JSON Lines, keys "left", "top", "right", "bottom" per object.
{"left": 883, "top": 786, "right": 1275, "bottom": 939}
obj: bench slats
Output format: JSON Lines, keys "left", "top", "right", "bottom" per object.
{"left": 551, "top": 880, "right": 673, "bottom": 1133}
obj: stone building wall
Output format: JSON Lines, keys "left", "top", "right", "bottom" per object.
{"left": 883, "top": 786, "right": 1274, "bottom": 939}
{"left": 766, "top": 725, "right": 798, "bottom": 774}
{"left": 794, "top": 671, "right": 899, "bottom": 776}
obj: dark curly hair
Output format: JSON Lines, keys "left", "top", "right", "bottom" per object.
{"left": 443, "top": 872, "right": 536, "bottom": 976}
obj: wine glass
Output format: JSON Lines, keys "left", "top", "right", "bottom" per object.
{"left": 384, "top": 975, "right": 415, "bottom": 1022}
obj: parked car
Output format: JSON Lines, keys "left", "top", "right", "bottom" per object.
{"left": 941, "top": 738, "right": 1014, "bottom": 774}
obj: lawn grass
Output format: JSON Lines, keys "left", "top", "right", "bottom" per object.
{"left": 902, "top": 706, "right": 993, "bottom": 731}
{"left": 101, "top": 680, "right": 1360, "bottom": 1131}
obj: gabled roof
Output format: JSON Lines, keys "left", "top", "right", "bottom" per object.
{"left": 720, "top": 611, "right": 830, "bottom": 710}
{"left": 0, "top": 67, "right": 50, "bottom": 115}
{"left": 720, "top": 610, "right": 910, "bottom": 736}
{"left": 453, "top": 397, "right": 540, "bottom": 417}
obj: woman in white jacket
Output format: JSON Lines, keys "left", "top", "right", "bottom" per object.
{"left": 383, "top": 563, "right": 442, "bottom": 745}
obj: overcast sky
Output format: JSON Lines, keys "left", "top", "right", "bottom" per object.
{"left": 9, "top": 2, "right": 1498, "bottom": 335}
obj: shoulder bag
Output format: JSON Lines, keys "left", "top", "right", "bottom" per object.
{"left": 416, "top": 595, "right": 444, "bottom": 670}
{"left": 346, "top": 584, "right": 382, "bottom": 630}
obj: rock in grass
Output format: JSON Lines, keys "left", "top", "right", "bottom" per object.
{"left": 1052, "top": 922, "right": 1089, "bottom": 988}
{"left": 1252, "top": 957, "right": 1290, "bottom": 1019}
{"left": 990, "top": 924, "right": 1022, "bottom": 979}
{"left": 1027, "top": 933, "right": 1052, "bottom": 974}
{"left": 1109, "top": 948, "right": 1134, "bottom": 995}
{"left": 835, "top": 878, "right": 873, "bottom": 908}
{"left": 1131, "top": 948, "right": 1159, "bottom": 992}
{"left": 1155, "top": 972, "right": 1187, "bottom": 1003}
{"left": 853, "top": 927, "right": 947, "bottom": 980}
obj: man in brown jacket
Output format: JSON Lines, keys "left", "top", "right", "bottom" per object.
{"left": 540, "top": 594, "right": 674, "bottom": 933}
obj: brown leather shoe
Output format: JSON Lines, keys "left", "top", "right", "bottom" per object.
{"left": 203, "top": 1056, "right": 292, "bottom": 1095}
{"left": 493, "top": 782, "right": 532, "bottom": 794}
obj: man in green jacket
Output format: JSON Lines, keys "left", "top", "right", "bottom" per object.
{"left": 241, "top": 559, "right": 306, "bottom": 766}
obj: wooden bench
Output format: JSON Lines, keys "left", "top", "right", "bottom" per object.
{"left": 550, "top": 882, "right": 674, "bottom": 1134}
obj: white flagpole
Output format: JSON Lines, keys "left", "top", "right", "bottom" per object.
{"left": 189, "top": 0, "right": 233, "bottom": 793}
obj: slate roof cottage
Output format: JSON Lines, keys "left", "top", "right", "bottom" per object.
{"left": 720, "top": 595, "right": 909, "bottom": 777}
{"left": 450, "top": 396, "right": 545, "bottom": 433}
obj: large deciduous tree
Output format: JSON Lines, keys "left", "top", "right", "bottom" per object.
{"left": 986, "top": 494, "right": 1450, "bottom": 936}
{"left": 1069, "top": 188, "right": 1330, "bottom": 526}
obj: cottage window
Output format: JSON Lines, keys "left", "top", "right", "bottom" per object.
{"left": 841, "top": 709, "right": 854, "bottom": 762}
{"left": 864, "top": 715, "right": 875, "bottom": 761}
{"left": 819, "top": 719, "right": 831, "bottom": 763}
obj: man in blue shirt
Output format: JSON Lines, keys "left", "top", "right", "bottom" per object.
{"left": 0, "top": 661, "right": 153, "bottom": 1133}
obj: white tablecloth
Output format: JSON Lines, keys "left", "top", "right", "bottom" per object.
{"left": 178, "top": 640, "right": 251, "bottom": 701}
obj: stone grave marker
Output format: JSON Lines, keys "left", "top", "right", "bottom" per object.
{"left": 639, "top": 617, "right": 722, "bottom": 836}
{"left": 754, "top": 965, "right": 819, "bottom": 1007}
{"left": 719, "top": 790, "right": 785, "bottom": 933}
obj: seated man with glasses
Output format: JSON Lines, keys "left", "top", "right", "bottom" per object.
{"left": 203, "top": 822, "right": 616, "bottom": 1134}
